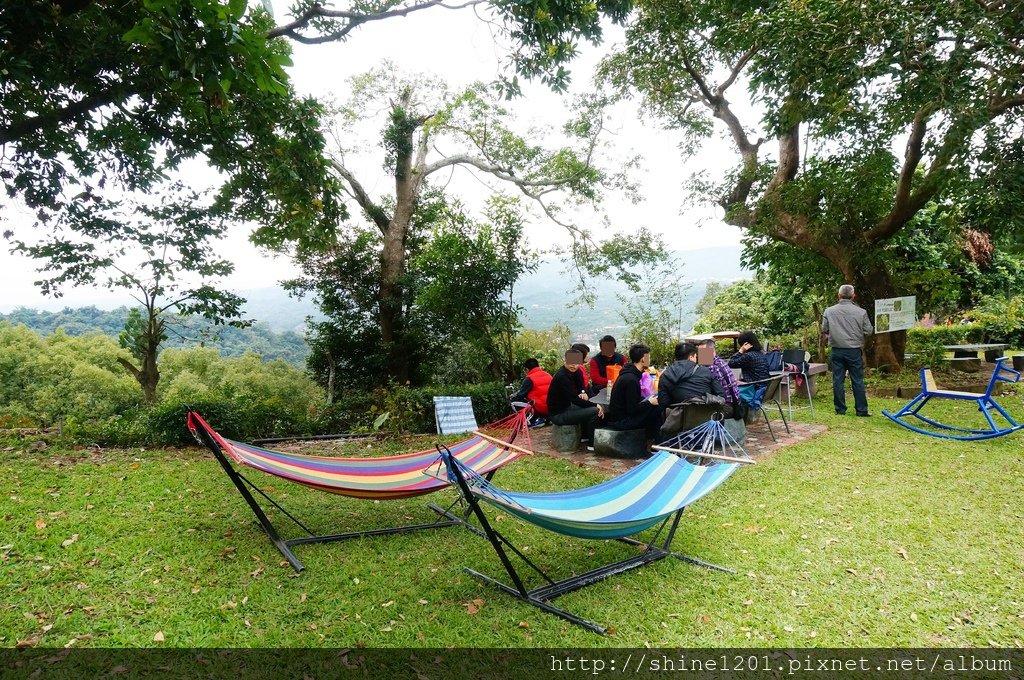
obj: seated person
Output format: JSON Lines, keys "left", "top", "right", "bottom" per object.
{"left": 588, "top": 335, "right": 627, "bottom": 393}
{"left": 571, "top": 342, "right": 595, "bottom": 395}
{"left": 727, "top": 330, "right": 771, "bottom": 405}
{"left": 548, "top": 348, "right": 603, "bottom": 447}
{"left": 702, "top": 339, "right": 742, "bottom": 418}
{"left": 604, "top": 343, "right": 661, "bottom": 438}
{"left": 659, "top": 342, "right": 725, "bottom": 406}
{"left": 509, "top": 358, "right": 553, "bottom": 425}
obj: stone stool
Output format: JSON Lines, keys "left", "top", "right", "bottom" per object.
{"left": 594, "top": 428, "right": 647, "bottom": 458}
{"left": 721, "top": 416, "right": 746, "bottom": 445}
{"left": 551, "top": 423, "right": 581, "bottom": 452}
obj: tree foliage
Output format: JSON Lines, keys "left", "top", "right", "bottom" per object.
{"left": 13, "top": 184, "right": 249, "bottom": 403}
{"left": 0, "top": 305, "right": 310, "bottom": 366}
{"left": 603, "top": 0, "right": 1024, "bottom": 367}
{"left": 1, "top": 0, "right": 342, "bottom": 249}
{"left": 290, "top": 193, "right": 536, "bottom": 393}
{"left": 304, "top": 63, "right": 653, "bottom": 383}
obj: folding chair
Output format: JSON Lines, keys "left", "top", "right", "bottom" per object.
{"left": 434, "top": 396, "right": 479, "bottom": 435}
{"left": 781, "top": 348, "right": 815, "bottom": 418}
{"left": 741, "top": 374, "right": 790, "bottom": 442}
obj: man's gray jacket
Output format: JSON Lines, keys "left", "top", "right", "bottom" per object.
{"left": 822, "top": 299, "right": 873, "bottom": 349}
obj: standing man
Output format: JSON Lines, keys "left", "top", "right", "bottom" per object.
{"left": 821, "top": 284, "right": 874, "bottom": 416}
{"left": 588, "top": 335, "right": 627, "bottom": 393}
{"left": 605, "top": 343, "right": 661, "bottom": 438}
{"left": 548, "top": 348, "right": 603, "bottom": 447}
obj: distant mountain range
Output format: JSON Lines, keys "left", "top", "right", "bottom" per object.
{"left": 515, "top": 246, "right": 749, "bottom": 341}
{"left": 1, "top": 246, "right": 750, "bottom": 346}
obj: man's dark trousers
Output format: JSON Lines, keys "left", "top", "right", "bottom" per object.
{"left": 831, "top": 347, "right": 868, "bottom": 415}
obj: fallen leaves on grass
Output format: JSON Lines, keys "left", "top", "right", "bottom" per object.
{"left": 153, "top": 631, "right": 164, "bottom": 642}
{"left": 462, "top": 599, "right": 484, "bottom": 615}
{"left": 34, "top": 519, "right": 46, "bottom": 531}
{"left": 897, "top": 547, "right": 909, "bottom": 560}
{"left": 61, "top": 534, "right": 79, "bottom": 548}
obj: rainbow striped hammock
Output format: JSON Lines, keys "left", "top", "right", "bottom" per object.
{"left": 435, "top": 419, "right": 752, "bottom": 634}
{"left": 186, "top": 409, "right": 531, "bottom": 572}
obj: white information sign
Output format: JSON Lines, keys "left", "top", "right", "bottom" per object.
{"left": 874, "top": 296, "right": 916, "bottom": 334}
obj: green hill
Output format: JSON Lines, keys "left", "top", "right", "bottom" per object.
{"left": 0, "top": 306, "right": 310, "bottom": 366}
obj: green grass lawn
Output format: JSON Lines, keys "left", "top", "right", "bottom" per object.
{"left": 2, "top": 390, "right": 1024, "bottom": 648}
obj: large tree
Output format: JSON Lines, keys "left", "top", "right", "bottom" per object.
{"left": 309, "top": 63, "right": 649, "bottom": 382}
{"left": 604, "top": 0, "right": 1024, "bottom": 367}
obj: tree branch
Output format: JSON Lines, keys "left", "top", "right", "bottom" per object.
{"left": 116, "top": 357, "right": 142, "bottom": 381}
{"left": 0, "top": 89, "right": 122, "bottom": 145}
{"left": 990, "top": 93, "right": 1024, "bottom": 116}
{"left": 328, "top": 158, "right": 391, "bottom": 232}
{"left": 269, "top": 1, "right": 479, "bottom": 43}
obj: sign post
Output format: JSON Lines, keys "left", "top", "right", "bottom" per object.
{"left": 874, "top": 296, "right": 916, "bottom": 334}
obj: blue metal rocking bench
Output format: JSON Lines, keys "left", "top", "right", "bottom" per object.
{"left": 882, "top": 357, "right": 1023, "bottom": 440}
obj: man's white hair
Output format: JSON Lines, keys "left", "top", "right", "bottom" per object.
{"left": 838, "top": 284, "right": 855, "bottom": 299}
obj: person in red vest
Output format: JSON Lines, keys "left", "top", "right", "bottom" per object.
{"left": 510, "top": 358, "right": 553, "bottom": 425}
{"left": 589, "top": 335, "right": 627, "bottom": 392}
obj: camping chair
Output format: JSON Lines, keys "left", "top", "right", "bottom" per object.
{"left": 186, "top": 408, "right": 532, "bottom": 572}
{"left": 432, "top": 426, "right": 752, "bottom": 635}
{"left": 881, "top": 357, "right": 1022, "bottom": 440}
{"left": 781, "top": 348, "right": 815, "bottom": 418}
{"left": 741, "top": 374, "right": 790, "bottom": 442}
{"left": 434, "top": 396, "right": 479, "bottom": 434}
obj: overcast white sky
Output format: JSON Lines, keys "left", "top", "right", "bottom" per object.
{"left": 0, "top": 4, "right": 743, "bottom": 312}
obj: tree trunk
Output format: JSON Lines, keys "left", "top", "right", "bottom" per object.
{"left": 851, "top": 266, "right": 906, "bottom": 372}
{"left": 377, "top": 98, "right": 425, "bottom": 385}
{"left": 379, "top": 221, "right": 410, "bottom": 384}
{"left": 325, "top": 351, "right": 336, "bottom": 405}
{"left": 117, "top": 355, "right": 159, "bottom": 405}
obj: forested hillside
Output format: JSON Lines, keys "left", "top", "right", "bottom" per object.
{"left": 0, "top": 306, "right": 310, "bottom": 366}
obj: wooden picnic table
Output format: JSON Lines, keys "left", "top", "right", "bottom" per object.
{"left": 684, "top": 330, "right": 741, "bottom": 352}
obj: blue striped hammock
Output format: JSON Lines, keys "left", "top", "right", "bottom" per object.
{"left": 439, "top": 450, "right": 739, "bottom": 540}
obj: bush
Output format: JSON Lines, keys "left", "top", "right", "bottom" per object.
{"left": 906, "top": 323, "right": 985, "bottom": 348}
{"left": 314, "top": 382, "right": 511, "bottom": 435}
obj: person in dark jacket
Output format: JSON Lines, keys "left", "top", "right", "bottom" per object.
{"left": 605, "top": 343, "right": 661, "bottom": 437}
{"left": 548, "top": 348, "right": 603, "bottom": 445}
{"left": 727, "top": 330, "right": 771, "bottom": 405}
{"left": 571, "top": 342, "right": 595, "bottom": 395}
{"left": 659, "top": 342, "right": 725, "bottom": 405}
{"left": 589, "top": 335, "right": 627, "bottom": 392}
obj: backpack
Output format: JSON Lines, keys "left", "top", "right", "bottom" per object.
{"left": 765, "top": 349, "right": 784, "bottom": 372}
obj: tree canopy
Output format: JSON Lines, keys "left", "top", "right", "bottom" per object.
{"left": 603, "top": 0, "right": 1024, "bottom": 366}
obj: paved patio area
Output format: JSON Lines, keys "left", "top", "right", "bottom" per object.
{"left": 526, "top": 419, "right": 828, "bottom": 475}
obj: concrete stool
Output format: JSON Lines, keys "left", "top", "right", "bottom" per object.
{"left": 594, "top": 428, "right": 647, "bottom": 458}
{"left": 551, "top": 423, "right": 581, "bottom": 452}
{"left": 721, "top": 416, "right": 746, "bottom": 445}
